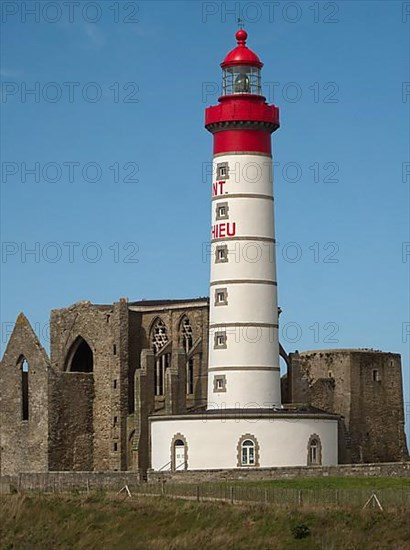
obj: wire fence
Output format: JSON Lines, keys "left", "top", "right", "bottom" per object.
{"left": 2, "top": 476, "right": 409, "bottom": 510}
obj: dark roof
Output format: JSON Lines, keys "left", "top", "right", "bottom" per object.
{"left": 129, "top": 297, "right": 209, "bottom": 306}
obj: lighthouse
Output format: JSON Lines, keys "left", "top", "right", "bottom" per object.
{"left": 149, "top": 29, "right": 338, "bottom": 471}
{"left": 205, "top": 29, "right": 281, "bottom": 409}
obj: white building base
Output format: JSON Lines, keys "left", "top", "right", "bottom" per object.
{"left": 150, "top": 410, "right": 338, "bottom": 471}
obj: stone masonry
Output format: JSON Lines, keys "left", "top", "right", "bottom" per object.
{"left": 0, "top": 300, "right": 408, "bottom": 476}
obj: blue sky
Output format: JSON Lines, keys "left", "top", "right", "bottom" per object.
{"left": 1, "top": 1, "right": 409, "bottom": 437}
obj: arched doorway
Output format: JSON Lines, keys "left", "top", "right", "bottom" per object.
{"left": 170, "top": 433, "right": 188, "bottom": 471}
{"left": 174, "top": 440, "right": 186, "bottom": 470}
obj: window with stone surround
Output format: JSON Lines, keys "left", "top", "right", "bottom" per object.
{"left": 217, "top": 162, "right": 229, "bottom": 180}
{"left": 237, "top": 434, "right": 260, "bottom": 467}
{"left": 215, "top": 244, "right": 228, "bottom": 263}
{"left": 213, "top": 375, "right": 226, "bottom": 393}
{"left": 216, "top": 202, "right": 229, "bottom": 221}
{"left": 214, "top": 288, "right": 228, "bottom": 306}
{"left": 214, "top": 331, "right": 227, "bottom": 349}
{"left": 307, "top": 434, "right": 322, "bottom": 466}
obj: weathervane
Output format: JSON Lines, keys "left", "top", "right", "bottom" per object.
{"left": 237, "top": 17, "right": 244, "bottom": 30}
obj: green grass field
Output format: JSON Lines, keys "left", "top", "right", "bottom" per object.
{"left": 1, "top": 489, "right": 409, "bottom": 550}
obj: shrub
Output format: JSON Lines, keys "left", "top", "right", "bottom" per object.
{"left": 291, "top": 522, "right": 311, "bottom": 539}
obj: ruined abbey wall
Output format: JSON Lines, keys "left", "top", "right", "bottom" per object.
{"left": 0, "top": 300, "right": 407, "bottom": 476}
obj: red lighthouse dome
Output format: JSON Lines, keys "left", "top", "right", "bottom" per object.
{"left": 205, "top": 29, "right": 279, "bottom": 155}
{"left": 221, "top": 30, "right": 263, "bottom": 69}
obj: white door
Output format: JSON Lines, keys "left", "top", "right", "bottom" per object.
{"left": 174, "top": 442, "right": 186, "bottom": 470}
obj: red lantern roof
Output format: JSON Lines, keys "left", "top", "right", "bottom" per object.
{"left": 221, "top": 30, "right": 263, "bottom": 69}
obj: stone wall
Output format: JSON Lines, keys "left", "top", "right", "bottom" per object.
{"left": 48, "top": 372, "right": 94, "bottom": 471}
{"left": 287, "top": 350, "right": 409, "bottom": 463}
{"left": 147, "top": 461, "right": 410, "bottom": 483}
{"left": 50, "top": 299, "right": 129, "bottom": 471}
{"left": 0, "top": 314, "right": 49, "bottom": 475}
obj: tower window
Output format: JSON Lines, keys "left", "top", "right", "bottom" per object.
{"left": 216, "top": 202, "right": 229, "bottom": 221}
{"left": 113, "top": 344, "right": 117, "bottom": 355}
{"left": 216, "top": 162, "right": 229, "bottom": 180}
{"left": 213, "top": 375, "right": 226, "bottom": 393}
{"left": 372, "top": 369, "right": 381, "bottom": 382}
{"left": 113, "top": 442, "right": 118, "bottom": 452}
{"left": 214, "top": 332, "right": 227, "bottom": 349}
{"left": 215, "top": 245, "right": 228, "bottom": 263}
{"left": 214, "top": 288, "right": 228, "bottom": 306}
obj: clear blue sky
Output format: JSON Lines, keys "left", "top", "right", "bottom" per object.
{"left": 1, "top": 1, "right": 409, "bottom": 438}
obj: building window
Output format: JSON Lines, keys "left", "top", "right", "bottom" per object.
{"left": 216, "top": 162, "right": 229, "bottom": 180}
{"left": 113, "top": 344, "right": 117, "bottom": 355}
{"left": 151, "top": 318, "right": 170, "bottom": 396}
{"left": 213, "top": 375, "right": 226, "bottom": 393}
{"left": 152, "top": 318, "right": 168, "bottom": 353}
{"left": 237, "top": 434, "right": 260, "bottom": 467}
{"left": 307, "top": 434, "right": 322, "bottom": 466}
{"left": 214, "top": 331, "right": 227, "bottom": 349}
{"left": 372, "top": 369, "right": 381, "bottom": 382}
{"left": 113, "top": 416, "right": 118, "bottom": 426}
{"left": 216, "top": 202, "right": 229, "bottom": 221}
{"left": 215, "top": 245, "right": 228, "bottom": 263}
{"left": 113, "top": 379, "right": 117, "bottom": 389}
{"left": 20, "top": 358, "right": 29, "bottom": 421}
{"left": 214, "top": 288, "right": 228, "bottom": 306}
{"left": 242, "top": 440, "right": 255, "bottom": 465}
{"left": 113, "top": 442, "right": 118, "bottom": 452}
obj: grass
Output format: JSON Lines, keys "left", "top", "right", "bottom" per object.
{"left": 224, "top": 476, "right": 410, "bottom": 490}
{"left": 1, "top": 493, "right": 409, "bottom": 550}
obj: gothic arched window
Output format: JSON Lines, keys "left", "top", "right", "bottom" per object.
{"left": 307, "top": 434, "right": 322, "bottom": 466}
{"left": 151, "top": 319, "right": 170, "bottom": 396}
{"left": 65, "top": 336, "right": 93, "bottom": 373}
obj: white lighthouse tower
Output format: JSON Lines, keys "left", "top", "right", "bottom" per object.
{"left": 205, "top": 29, "right": 281, "bottom": 410}
{"left": 149, "top": 30, "right": 338, "bottom": 472}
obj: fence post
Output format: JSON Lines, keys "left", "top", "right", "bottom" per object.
{"left": 161, "top": 480, "right": 165, "bottom": 496}
{"left": 196, "top": 485, "right": 200, "bottom": 502}
{"left": 230, "top": 486, "right": 234, "bottom": 505}
{"left": 298, "top": 489, "right": 303, "bottom": 506}
{"left": 264, "top": 488, "right": 268, "bottom": 504}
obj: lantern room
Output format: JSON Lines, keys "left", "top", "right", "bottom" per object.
{"left": 221, "top": 29, "right": 263, "bottom": 97}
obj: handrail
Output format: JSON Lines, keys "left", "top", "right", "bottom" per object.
{"left": 158, "top": 461, "right": 172, "bottom": 472}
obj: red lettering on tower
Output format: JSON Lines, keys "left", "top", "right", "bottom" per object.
{"left": 211, "top": 222, "right": 237, "bottom": 239}
{"left": 227, "top": 222, "right": 236, "bottom": 237}
{"left": 212, "top": 181, "right": 227, "bottom": 197}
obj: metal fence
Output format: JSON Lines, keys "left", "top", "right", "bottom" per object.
{"left": 2, "top": 476, "right": 409, "bottom": 510}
